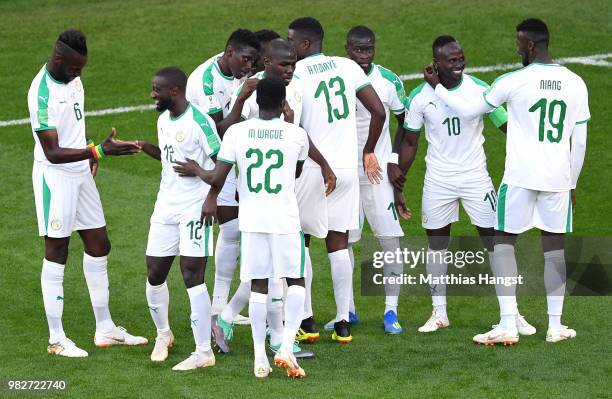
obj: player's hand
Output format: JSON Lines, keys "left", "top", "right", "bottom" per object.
{"left": 201, "top": 195, "right": 217, "bottom": 226}
{"left": 571, "top": 189, "right": 576, "bottom": 208}
{"left": 363, "top": 151, "right": 383, "bottom": 184}
{"left": 173, "top": 158, "right": 203, "bottom": 177}
{"left": 101, "top": 128, "right": 141, "bottom": 156}
{"left": 423, "top": 64, "right": 440, "bottom": 88}
{"left": 282, "top": 100, "right": 294, "bottom": 123}
{"left": 387, "top": 162, "right": 405, "bottom": 191}
{"left": 321, "top": 163, "right": 336, "bottom": 196}
{"left": 89, "top": 158, "right": 98, "bottom": 177}
{"left": 237, "top": 78, "right": 259, "bottom": 101}
{"left": 394, "top": 189, "right": 412, "bottom": 220}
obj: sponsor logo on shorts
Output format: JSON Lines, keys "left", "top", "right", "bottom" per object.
{"left": 50, "top": 219, "right": 62, "bottom": 231}
{"left": 175, "top": 131, "right": 185, "bottom": 142}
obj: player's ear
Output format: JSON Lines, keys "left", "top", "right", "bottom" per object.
{"left": 263, "top": 56, "right": 271, "bottom": 67}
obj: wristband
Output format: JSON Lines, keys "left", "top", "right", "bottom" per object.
{"left": 86, "top": 138, "right": 95, "bottom": 148}
{"left": 91, "top": 144, "right": 105, "bottom": 160}
{"left": 388, "top": 153, "right": 399, "bottom": 165}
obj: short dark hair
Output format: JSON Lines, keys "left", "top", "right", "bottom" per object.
{"left": 226, "top": 29, "right": 261, "bottom": 52}
{"left": 432, "top": 35, "right": 456, "bottom": 57}
{"left": 347, "top": 25, "right": 375, "bottom": 43}
{"left": 256, "top": 77, "right": 286, "bottom": 111}
{"left": 516, "top": 18, "right": 549, "bottom": 45}
{"left": 57, "top": 30, "right": 87, "bottom": 56}
{"left": 254, "top": 29, "right": 281, "bottom": 45}
{"left": 155, "top": 66, "right": 187, "bottom": 92}
{"left": 288, "top": 17, "right": 324, "bottom": 42}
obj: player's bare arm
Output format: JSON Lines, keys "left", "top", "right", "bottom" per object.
{"left": 387, "top": 112, "right": 407, "bottom": 191}
{"left": 305, "top": 135, "right": 336, "bottom": 195}
{"left": 200, "top": 160, "right": 233, "bottom": 225}
{"left": 357, "top": 84, "right": 385, "bottom": 184}
{"left": 282, "top": 100, "right": 294, "bottom": 124}
{"left": 37, "top": 127, "right": 139, "bottom": 164}
{"left": 136, "top": 140, "right": 161, "bottom": 161}
{"left": 172, "top": 158, "right": 215, "bottom": 183}
{"left": 217, "top": 77, "right": 259, "bottom": 136}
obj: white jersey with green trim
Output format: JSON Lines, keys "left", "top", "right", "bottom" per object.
{"left": 156, "top": 103, "right": 221, "bottom": 209}
{"left": 404, "top": 74, "right": 507, "bottom": 178}
{"left": 356, "top": 63, "right": 407, "bottom": 183}
{"left": 484, "top": 63, "right": 590, "bottom": 192}
{"left": 217, "top": 118, "right": 309, "bottom": 234}
{"left": 295, "top": 53, "right": 370, "bottom": 169}
{"left": 27, "top": 65, "right": 88, "bottom": 173}
{"left": 230, "top": 71, "right": 304, "bottom": 124}
{"left": 186, "top": 53, "right": 240, "bottom": 118}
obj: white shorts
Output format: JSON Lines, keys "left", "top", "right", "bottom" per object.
{"left": 349, "top": 180, "right": 404, "bottom": 243}
{"left": 495, "top": 183, "right": 572, "bottom": 234}
{"left": 295, "top": 166, "right": 328, "bottom": 238}
{"left": 33, "top": 162, "right": 105, "bottom": 238}
{"left": 217, "top": 167, "right": 238, "bottom": 207}
{"left": 421, "top": 172, "right": 496, "bottom": 230}
{"left": 146, "top": 202, "right": 214, "bottom": 257}
{"left": 240, "top": 231, "right": 306, "bottom": 281}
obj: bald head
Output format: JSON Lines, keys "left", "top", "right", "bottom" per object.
{"left": 263, "top": 39, "right": 297, "bottom": 85}
{"left": 267, "top": 38, "right": 295, "bottom": 59}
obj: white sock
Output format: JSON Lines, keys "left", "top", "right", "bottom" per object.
{"left": 267, "top": 279, "right": 284, "bottom": 347}
{"left": 348, "top": 245, "right": 356, "bottom": 314}
{"left": 492, "top": 244, "right": 518, "bottom": 331}
{"left": 212, "top": 219, "right": 240, "bottom": 314}
{"left": 544, "top": 249, "right": 566, "bottom": 330}
{"left": 41, "top": 259, "right": 66, "bottom": 343}
{"left": 220, "top": 280, "right": 250, "bottom": 323}
{"left": 329, "top": 249, "right": 352, "bottom": 322}
{"left": 427, "top": 249, "right": 447, "bottom": 317}
{"left": 303, "top": 248, "right": 313, "bottom": 319}
{"left": 249, "top": 292, "right": 268, "bottom": 363}
{"left": 83, "top": 253, "right": 115, "bottom": 333}
{"left": 146, "top": 280, "right": 170, "bottom": 333}
{"left": 187, "top": 284, "right": 212, "bottom": 353}
{"left": 282, "top": 285, "right": 305, "bottom": 354}
{"left": 380, "top": 236, "right": 402, "bottom": 315}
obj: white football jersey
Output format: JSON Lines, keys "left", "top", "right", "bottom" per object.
{"left": 218, "top": 118, "right": 309, "bottom": 234}
{"left": 295, "top": 53, "right": 370, "bottom": 169}
{"left": 186, "top": 53, "right": 240, "bottom": 117}
{"left": 404, "top": 74, "right": 507, "bottom": 178}
{"left": 156, "top": 103, "right": 221, "bottom": 209}
{"left": 28, "top": 65, "right": 88, "bottom": 173}
{"left": 484, "top": 63, "right": 590, "bottom": 191}
{"left": 230, "top": 71, "right": 304, "bottom": 124}
{"left": 356, "top": 63, "right": 407, "bottom": 182}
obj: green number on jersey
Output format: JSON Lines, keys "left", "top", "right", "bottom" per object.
{"left": 245, "top": 148, "right": 285, "bottom": 194}
{"left": 314, "top": 76, "right": 349, "bottom": 123}
{"left": 186, "top": 220, "right": 203, "bottom": 240}
{"left": 442, "top": 117, "right": 460, "bottom": 136}
{"left": 73, "top": 102, "right": 83, "bottom": 121}
{"left": 163, "top": 144, "right": 174, "bottom": 163}
{"left": 528, "top": 98, "right": 567, "bottom": 143}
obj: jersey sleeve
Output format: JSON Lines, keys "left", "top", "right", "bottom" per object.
{"left": 468, "top": 75, "right": 508, "bottom": 127}
{"left": 403, "top": 84, "right": 425, "bottom": 132}
{"left": 483, "top": 72, "right": 514, "bottom": 108}
{"left": 201, "top": 67, "right": 222, "bottom": 116}
{"left": 575, "top": 80, "right": 591, "bottom": 125}
{"left": 350, "top": 60, "right": 371, "bottom": 92}
{"left": 192, "top": 107, "right": 221, "bottom": 156}
{"left": 229, "top": 86, "right": 250, "bottom": 121}
{"left": 378, "top": 66, "right": 408, "bottom": 114}
{"left": 297, "top": 127, "right": 309, "bottom": 162}
{"left": 30, "top": 75, "right": 58, "bottom": 132}
{"left": 217, "top": 127, "right": 236, "bottom": 164}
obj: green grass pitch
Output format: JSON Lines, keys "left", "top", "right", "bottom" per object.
{"left": 0, "top": 0, "right": 610, "bottom": 397}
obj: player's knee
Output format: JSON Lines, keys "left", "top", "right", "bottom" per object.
{"left": 286, "top": 277, "right": 305, "bottom": 288}
{"left": 181, "top": 267, "right": 204, "bottom": 289}
{"left": 44, "top": 237, "right": 70, "bottom": 264}
{"left": 251, "top": 279, "right": 268, "bottom": 294}
{"left": 147, "top": 268, "right": 166, "bottom": 286}
{"left": 219, "top": 218, "right": 240, "bottom": 243}
{"left": 85, "top": 239, "right": 111, "bottom": 257}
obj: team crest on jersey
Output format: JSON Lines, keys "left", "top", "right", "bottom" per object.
{"left": 175, "top": 131, "right": 185, "bottom": 142}
{"left": 50, "top": 219, "right": 62, "bottom": 231}
{"left": 74, "top": 80, "right": 82, "bottom": 92}
{"left": 294, "top": 91, "right": 302, "bottom": 102}
{"left": 421, "top": 213, "right": 428, "bottom": 224}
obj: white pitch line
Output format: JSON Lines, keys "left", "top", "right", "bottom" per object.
{"left": 2, "top": 53, "right": 610, "bottom": 129}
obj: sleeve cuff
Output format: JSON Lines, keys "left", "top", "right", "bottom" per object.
{"left": 576, "top": 117, "right": 591, "bottom": 125}
{"left": 217, "top": 157, "right": 235, "bottom": 164}
{"left": 356, "top": 82, "right": 372, "bottom": 92}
